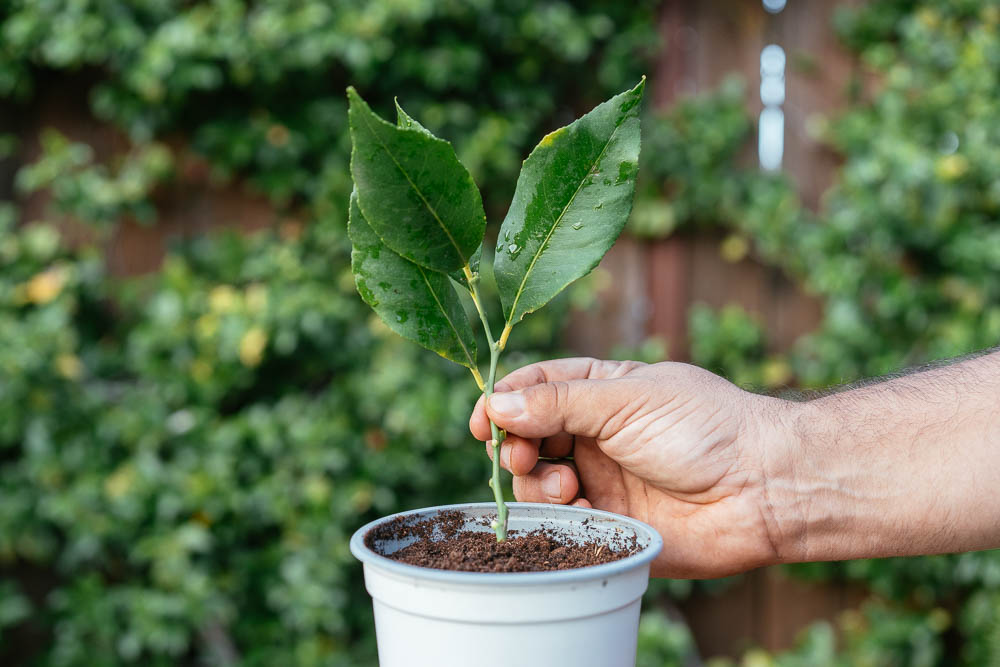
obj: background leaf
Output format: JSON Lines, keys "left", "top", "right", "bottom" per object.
{"left": 349, "top": 191, "right": 477, "bottom": 369}
{"left": 348, "top": 88, "right": 486, "bottom": 273}
{"left": 494, "top": 79, "right": 644, "bottom": 326}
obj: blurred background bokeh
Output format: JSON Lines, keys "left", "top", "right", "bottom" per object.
{"left": 3, "top": 0, "right": 1000, "bottom": 664}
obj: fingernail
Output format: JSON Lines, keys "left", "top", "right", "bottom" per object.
{"left": 489, "top": 392, "right": 525, "bottom": 418}
{"left": 542, "top": 470, "right": 562, "bottom": 500}
{"left": 500, "top": 445, "right": 511, "bottom": 469}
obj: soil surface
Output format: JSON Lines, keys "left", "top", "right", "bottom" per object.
{"left": 365, "top": 510, "right": 639, "bottom": 573}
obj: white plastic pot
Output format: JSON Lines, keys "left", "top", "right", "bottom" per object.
{"left": 350, "top": 502, "right": 663, "bottom": 667}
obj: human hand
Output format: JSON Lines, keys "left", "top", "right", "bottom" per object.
{"left": 470, "top": 357, "right": 796, "bottom": 578}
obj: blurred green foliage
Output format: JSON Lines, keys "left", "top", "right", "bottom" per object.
{"left": 0, "top": 1, "right": 656, "bottom": 665}
{"left": 4, "top": 0, "right": 1000, "bottom": 664}
{"left": 675, "top": 1, "right": 1000, "bottom": 389}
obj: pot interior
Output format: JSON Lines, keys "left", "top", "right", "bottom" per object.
{"left": 363, "top": 502, "right": 656, "bottom": 558}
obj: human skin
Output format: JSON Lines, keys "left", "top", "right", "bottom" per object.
{"left": 468, "top": 353, "right": 1000, "bottom": 578}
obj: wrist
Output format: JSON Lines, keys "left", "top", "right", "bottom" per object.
{"left": 765, "top": 389, "right": 948, "bottom": 564}
{"left": 755, "top": 352, "right": 1000, "bottom": 567}
{"left": 754, "top": 395, "right": 813, "bottom": 565}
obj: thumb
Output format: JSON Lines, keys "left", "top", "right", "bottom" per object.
{"left": 486, "top": 379, "right": 637, "bottom": 439}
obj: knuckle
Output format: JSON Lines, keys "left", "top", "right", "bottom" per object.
{"left": 527, "top": 381, "right": 563, "bottom": 413}
{"left": 613, "top": 360, "right": 645, "bottom": 376}
{"left": 529, "top": 364, "right": 548, "bottom": 385}
{"left": 550, "top": 380, "right": 572, "bottom": 409}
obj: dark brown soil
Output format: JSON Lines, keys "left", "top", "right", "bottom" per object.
{"left": 364, "top": 510, "right": 639, "bottom": 573}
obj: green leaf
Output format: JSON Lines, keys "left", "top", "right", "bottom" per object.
{"left": 348, "top": 87, "right": 486, "bottom": 273}
{"left": 494, "top": 78, "right": 644, "bottom": 327}
{"left": 349, "top": 190, "right": 478, "bottom": 369}
{"left": 395, "top": 98, "right": 430, "bottom": 136}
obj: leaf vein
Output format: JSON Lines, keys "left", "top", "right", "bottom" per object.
{"left": 418, "top": 266, "right": 476, "bottom": 368}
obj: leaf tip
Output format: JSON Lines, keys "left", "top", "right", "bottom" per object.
{"left": 346, "top": 86, "right": 368, "bottom": 111}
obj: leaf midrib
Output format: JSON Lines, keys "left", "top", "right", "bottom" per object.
{"left": 356, "top": 109, "right": 467, "bottom": 266}
{"left": 418, "top": 265, "right": 476, "bottom": 368}
{"left": 504, "top": 118, "right": 626, "bottom": 325}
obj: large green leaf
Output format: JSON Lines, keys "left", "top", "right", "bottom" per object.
{"left": 348, "top": 87, "right": 486, "bottom": 273}
{"left": 494, "top": 79, "right": 644, "bottom": 327}
{"left": 348, "top": 190, "right": 478, "bottom": 369}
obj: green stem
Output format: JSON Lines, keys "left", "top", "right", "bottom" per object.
{"left": 485, "top": 341, "right": 508, "bottom": 540}
{"left": 463, "top": 265, "right": 509, "bottom": 541}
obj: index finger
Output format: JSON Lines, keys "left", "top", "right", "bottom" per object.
{"left": 469, "top": 357, "right": 637, "bottom": 440}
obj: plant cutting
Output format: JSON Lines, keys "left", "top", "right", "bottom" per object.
{"left": 347, "top": 79, "right": 662, "bottom": 667}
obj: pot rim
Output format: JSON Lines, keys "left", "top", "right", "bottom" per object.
{"left": 350, "top": 502, "right": 663, "bottom": 586}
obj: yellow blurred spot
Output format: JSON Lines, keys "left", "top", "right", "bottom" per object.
{"left": 105, "top": 465, "right": 136, "bottom": 500}
{"left": 196, "top": 314, "right": 219, "bottom": 339}
{"left": 962, "top": 41, "right": 984, "bottom": 67}
{"left": 741, "top": 649, "right": 775, "bottom": 667}
{"left": 539, "top": 127, "right": 565, "bottom": 148}
{"left": 720, "top": 234, "right": 750, "bottom": 263}
{"left": 916, "top": 8, "right": 940, "bottom": 28}
{"left": 839, "top": 609, "right": 865, "bottom": 633}
{"left": 184, "top": 471, "right": 213, "bottom": 497}
{"left": 266, "top": 124, "right": 291, "bottom": 147}
{"left": 190, "top": 359, "right": 212, "bottom": 383}
{"left": 239, "top": 327, "right": 268, "bottom": 367}
{"left": 245, "top": 284, "right": 268, "bottom": 314}
{"left": 24, "top": 267, "right": 67, "bottom": 305}
{"left": 928, "top": 607, "right": 951, "bottom": 632}
{"left": 941, "top": 277, "right": 984, "bottom": 311}
{"left": 303, "top": 475, "right": 331, "bottom": 504}
{"left": 761, "top": 358, "right": 792, "bottom": 388}
{"left": 209, "top": 285, "right": 240, "bottom": 313}
{"left": 350, "top": 482, "right": 375, "bottom": 512}
{"left": 936, "top": 154, "right": 969, "bottom": 181}
{"left": 55, "top": 354, "right": 83, "bottom": 380}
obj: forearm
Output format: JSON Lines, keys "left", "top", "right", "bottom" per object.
{"left": 771, "top": 350, "right": 1000, "bottom": 563}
